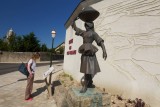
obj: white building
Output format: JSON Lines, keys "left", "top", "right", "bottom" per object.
{"left": 64, "top": 0, "right": 160, "bottom": 106}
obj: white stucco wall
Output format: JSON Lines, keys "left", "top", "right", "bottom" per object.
{"left": 64, "top": 0, "right": 160, "bottom": 106}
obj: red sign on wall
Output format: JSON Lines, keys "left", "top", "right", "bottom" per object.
{"left": 69, "top": 39, "right": 73, "bottom": 44}
{"left": 67, "top": 38, "right": 76, "bottom": 55}
{"left": 67, "top": 50, "right": 76, "bottom": 55}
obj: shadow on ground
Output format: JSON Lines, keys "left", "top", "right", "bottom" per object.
{"left": 34, "top": 80, "right": 45, "bottom": 83}
{"left": 32, "top": 80, "right": 62, "bottom": 97}
{"left": 52, "top": 80, "right": 62, "bottom": 95}
{"left": 32, "top": 86, "right": 46, "bottom": 98}
{"left": 17, "top": 78, "right": 27, "bottom": 81}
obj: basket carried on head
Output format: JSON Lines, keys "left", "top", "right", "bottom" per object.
{"left": 78, "top": 6, "right": 100, "bottom": 22}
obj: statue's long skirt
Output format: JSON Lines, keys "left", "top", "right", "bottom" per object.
{"left": 80, "top": 54, "right": 101, "bottom": 75}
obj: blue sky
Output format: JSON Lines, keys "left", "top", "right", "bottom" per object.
{"left": 0, "top": 0, "right": 80, "bottom": 48}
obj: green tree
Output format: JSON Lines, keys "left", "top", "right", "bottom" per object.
{"left": 14, "top": 36, "right": 24, "bottom": 52}
{"left": 41, "top": 44, "right": 48, "bottom": 52}
{"left": 7, "top": 34, "right": 16, "bottom": 51}
{"left": 23, "top": 32, "right": 40, "bottom": 52}
{"left": 0, "top": 39, "right": 3, "bottom": 50}
{"left": 0, "top": 32, "right": 48, "bottom": 52}
{"left": 0, "top": 38, "right": 9, "bottom": 51}
{"left": 56, "top": 46, "right": 65, "bottom": 54}
{"left": 48, "top": 48, "right": 56, "bottom": 54}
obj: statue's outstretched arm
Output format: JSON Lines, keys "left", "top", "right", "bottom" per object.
{"left": 71, "top": 17, "right": 79, "bottom": 31}
{"left": 71, "top": 20, "right": 76, "bottom": 31}
{"left": 71, "top": 17, "right": 84, "bottom": 36}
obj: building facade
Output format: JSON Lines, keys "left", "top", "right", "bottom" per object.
{"left": 64, "top": 0, "right": 160, "bottom": 106}
{"left": 55, "top": 42, "right": 65, "bottom": 54}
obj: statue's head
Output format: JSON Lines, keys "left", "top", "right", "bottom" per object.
{"left": 84, "top": 22, "right": 94, "bottom": 31}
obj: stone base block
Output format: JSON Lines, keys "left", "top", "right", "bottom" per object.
{"left": 54, "top": 85, "right": 111, "bottom": 107}
{"left": 66, "top": 87, "right": 111, "bottom": 107}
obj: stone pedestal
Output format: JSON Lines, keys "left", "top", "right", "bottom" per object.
{"left": 53, "top": 73, "right": 111, "bottom": 107}
{"left": 54, "top": 85, "right": 111, "bottom": 107}
{"left": 66, "top": 88, "right": 111, "bottom": 107}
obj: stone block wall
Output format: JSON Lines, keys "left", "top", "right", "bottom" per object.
{"left": 0, "top": 52, "right": 34, "bottom": 62}
{"left": 0, "top": 52, "right": 64, "bottom": 62}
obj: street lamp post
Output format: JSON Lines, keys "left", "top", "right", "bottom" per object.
{"left": 45, "top": 30, "right": 56, "bottom": 97}
{"left": 50, "top": 30, "right": 56, "bottom": 67}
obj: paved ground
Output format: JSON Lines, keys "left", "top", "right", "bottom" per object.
{"left": 0, "top": 62, "right": 63, "bottom": 107}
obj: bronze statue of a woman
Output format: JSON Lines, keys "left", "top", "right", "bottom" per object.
{"left": 72, "top": 6, "right": 107, "bottom": 93}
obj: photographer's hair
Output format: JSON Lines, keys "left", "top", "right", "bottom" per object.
{"left": 32, "top": 52, "right": 40, "bottom": 59}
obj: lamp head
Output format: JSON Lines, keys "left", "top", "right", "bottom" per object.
{"left": 51, "top": 30, "right": 56, "bottom": 38}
